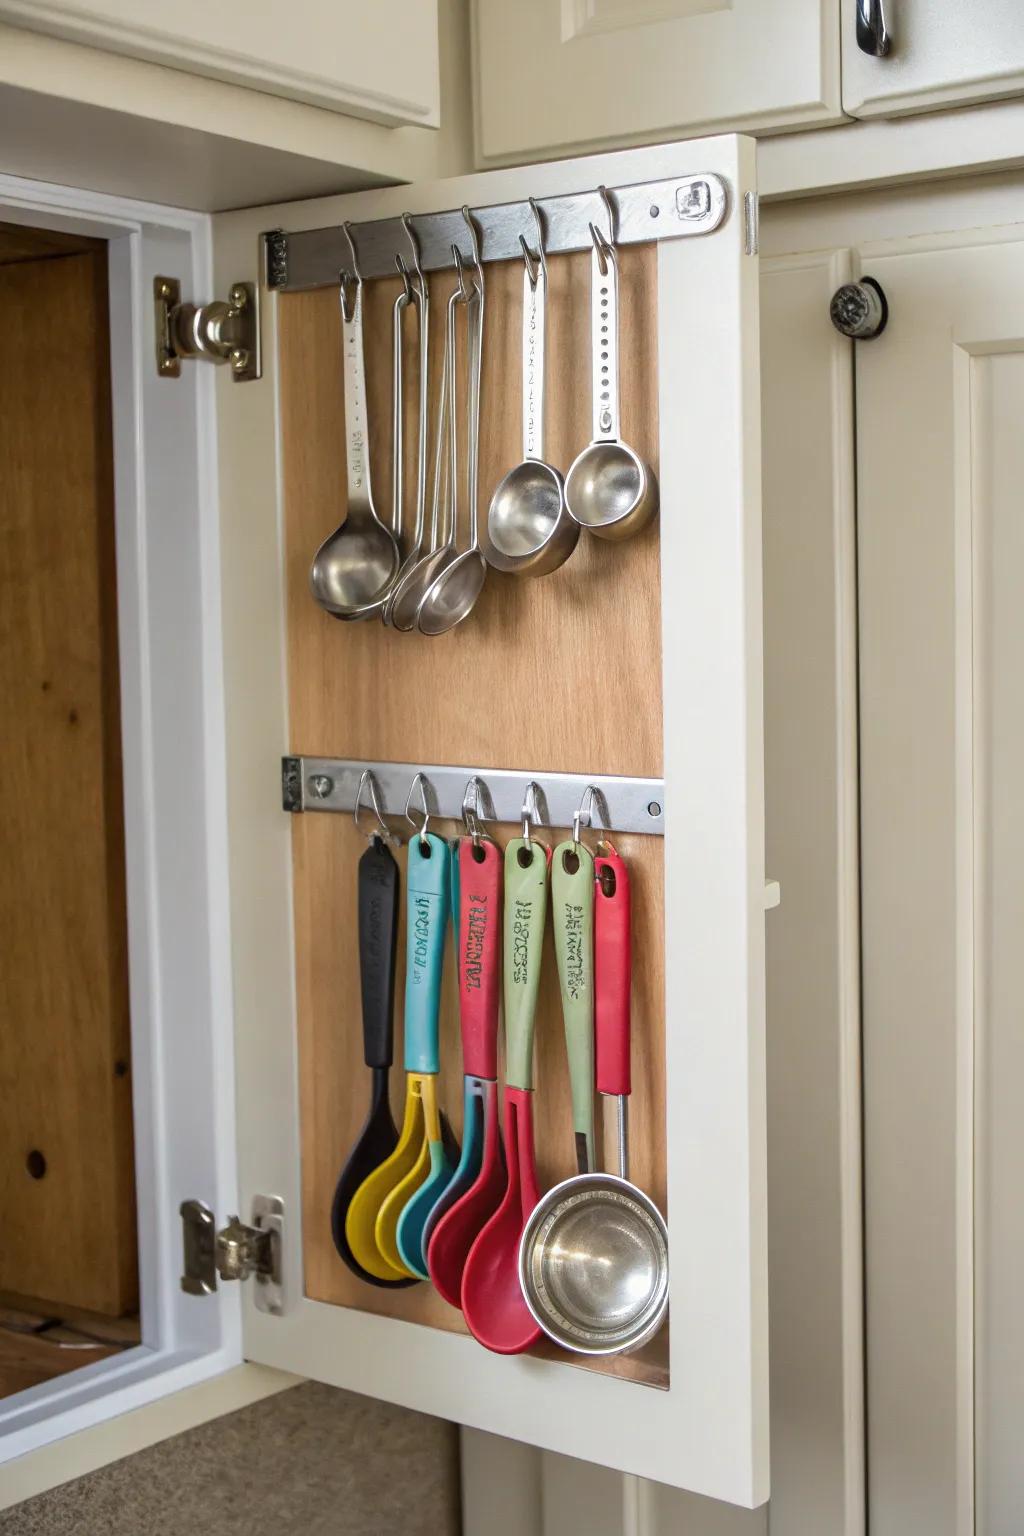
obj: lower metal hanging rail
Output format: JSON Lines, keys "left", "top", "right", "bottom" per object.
{"left": 282, "top": 757, "right": 665, "bottom": 838}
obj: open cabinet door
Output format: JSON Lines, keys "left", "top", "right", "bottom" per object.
{"left": 210, "top": 134, "right": 767, "bottom": 1507}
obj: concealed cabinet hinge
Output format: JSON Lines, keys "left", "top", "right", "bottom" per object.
{"left": 179, "top": 1194, "right": 284, "bottom": 1315}
{"left": 154, "top": 276, "right": 261, "bottom": 382}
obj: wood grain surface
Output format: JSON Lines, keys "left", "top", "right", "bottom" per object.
{"left": 0, "top": 250, "right": 137, "bottom": 1317}
{"left": 279, "top": 247, "right": 667, "bottom": 1383}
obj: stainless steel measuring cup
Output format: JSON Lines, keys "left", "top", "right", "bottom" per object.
{"left": 484, "top": 199, "right": 578, "bottom": 577}
{"left": 518, "top": 844, "right": 669, "bottom": 1355}
{"left": 564, "top": 187, "right": 659, "bottom": 543}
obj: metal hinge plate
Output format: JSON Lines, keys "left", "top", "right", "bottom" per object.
{"left": 154, "top": 276, "right": 261, "bottom": 382}
{"left": 180, "top": 1194, "right": 284, "bottom": 1315}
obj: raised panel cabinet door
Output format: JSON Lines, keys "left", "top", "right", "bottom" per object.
{"left": 472, "top": 0, "right": 841, "bottom": 163}
{"left": 0, "top": 0, "right": 440, "bottom": 126}
{"left": 856, "top": 232, "right": 1024, "bottom": 1536}
{"left": 842, "top": 0, "right": 1024, "bottom": 118}
{"left": 213, "top": 134, "right": 769, "bottom": 1503}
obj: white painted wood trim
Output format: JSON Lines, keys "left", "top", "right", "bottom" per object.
{"left": 760, "top": 95, "right": 1024, "bottom": 202}
{"left": 0, "top": 173, "right": 241, "bottom": 1465}
{"left": 215, "top": 132, "right": 768, "bottom": 1505}
{"left": 0, "top": 1, "right": 439, "bottom": 125}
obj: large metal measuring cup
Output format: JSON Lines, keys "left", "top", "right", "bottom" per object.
{"left": 519, "top": 845, "right": 669, "bottom": 1356}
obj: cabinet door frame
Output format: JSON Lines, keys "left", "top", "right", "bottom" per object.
{"left": 214, "top": 133, "right": 769, "bottom": 1506}
{"left": 0, "top": 172, "right": 242, "bottom": 1465}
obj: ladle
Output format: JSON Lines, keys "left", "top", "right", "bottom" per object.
{"left": 519, "top": 845, "right": 669, "bottom": 1355}
{"left": 417, "top": 209, "right": 488, "bottom": 635}
{"left": 484, "top": 199, "right": 578, "bottom": 577}
{"left": 564, "top": 187, "right": 659, "bottom": 542}
{"left": 396, "top": 785, "right": 495, "bottom": 1273}
{"left": 388, "top": 267, "right": 463, "bottom": 632}
{"left": 461, "top": 806, "right": 550, "bottom": 1352}
{"left": 425, "top": 792, "right": 504, "bottom": 1303}
{"left": 310, "top": 224, "right": 400, "bottom": 619}
{"left": 378, "top": 780, "right": 458, "bottom": 1278}
{"left": 329, "top": 776, "right": 415, "bottom": 1288}
{"left": 383, "top": 218, "right": 430, "bottom": 626}
{"left": 345, "top": 785, "right": 451, "bottom": 1280}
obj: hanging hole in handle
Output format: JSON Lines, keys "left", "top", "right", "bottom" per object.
{"left": 598, "top": 864, "right": 617, "bottom": 898}
{"left": 562, "top": 847, "right": 581, "bottom": 876}
{"left": 471, "top": 842, "right": 487, "bottom": 865}
{"left": 517, "top": 844, "right": 536, "bottom": 870}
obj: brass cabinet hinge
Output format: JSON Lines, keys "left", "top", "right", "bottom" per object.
{"left": 180, "top": 1195, "right": 284, "bottom": 1315}
{"left": 154, "top": 276, "right": 261, "bottom": 382}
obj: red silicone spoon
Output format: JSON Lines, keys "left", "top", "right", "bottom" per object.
{"left": 461, "top": 832, "right": 550, "bottom": 1352}
{"left": 427, "top": 835, "right": 504, "bottom": 1306}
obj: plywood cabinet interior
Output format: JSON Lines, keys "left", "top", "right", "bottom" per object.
{"left": 0, "top": 243, "right": 136, "bottom": 1318}
{"left": 279, "top": 247, "right": 668, "bottom": 1385}
{"left": 472, "top": 0, "right": 840, "bottom": 162}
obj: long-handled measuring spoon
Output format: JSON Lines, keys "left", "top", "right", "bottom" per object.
{"left": 426, "top": 822, "right": 504, "bottom": 1305}
{"left": 309, "top": 225, "right": 401, "bottom": 620}
{"left": 383, "top": 220, "right": 430, "bottom": 626}
{"left": 551, "top": 824, "right": 597, "bottom": 1175}
{"left": 417, "top": 210, "right": 488, "bottom": 636}
{"left": 389, "top": 271, "right": 463, "bottom": 632}
{"left": 461, "top": 813, "right": 550, "bottom": 1352}
{"left": 330, "top": 781, "right": 417, "bottom": 1287}
{"left": 519, "top": 846, "right": 669, "bottom": 1355}
{"left": 345, "top": 803, "right": 450, "bottom": 1279}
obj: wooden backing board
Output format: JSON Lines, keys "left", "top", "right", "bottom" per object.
{"left": 0, "top": 250, "right": 137, "bottom": 1317}
{"left": 279, "top": 247, "right": 666, "bottom": 1382}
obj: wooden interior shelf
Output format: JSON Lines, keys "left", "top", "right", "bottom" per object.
{"left": 278, "top": 244, "right": 667, "bottom": 1386}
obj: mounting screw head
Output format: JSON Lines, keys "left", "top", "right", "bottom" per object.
{"left": 309, "top": 774, "right": 334, "bottom": 800}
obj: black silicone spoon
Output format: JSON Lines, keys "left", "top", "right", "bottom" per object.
{"left": 330, "top": 834, "right": 417, "bottom": 1287}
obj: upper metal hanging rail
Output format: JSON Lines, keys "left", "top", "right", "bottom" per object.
{"left": 263, "top": 173, "right": 728, "bottom": 293}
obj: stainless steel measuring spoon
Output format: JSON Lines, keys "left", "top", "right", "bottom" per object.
{"left": 383, "top": 218, "right": 430, "bottom": 628}
{"left": 484, "top": 199, "right": 578, "bottom": 577}
{"left": 388, "top": 272, "right": 462, "bottom": 632}
{"left": 564, "top": 187, "right": 659, "bottom": 542}
{"left": 310, "top": 224, "right": 401, "bottom": 619}
{"left": 418, "top": 209, "right": 489, "bottom": 636}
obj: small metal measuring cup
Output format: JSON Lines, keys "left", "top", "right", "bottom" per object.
{"left": 518, "top": 843, "right": 668, "bottom": 1355}
{"left": 564, "top": 187, "right": 659, "bottom": 543}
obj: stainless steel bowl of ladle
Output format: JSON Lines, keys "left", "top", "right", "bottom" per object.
{"left": 310, "top": 223, "right": 400, "bottom": 620}
{"left": 565, "top": 187, "right": 659, "bottom": 543}
{"left": 484, "top": 198, "right": 579, "bottom": 578}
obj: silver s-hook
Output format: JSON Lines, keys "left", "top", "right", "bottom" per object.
{"left": 354, "top": 770, "right": 399, "bottom": 847}
{"left": 404, "top": 772, "right": 432, "bottom": 846}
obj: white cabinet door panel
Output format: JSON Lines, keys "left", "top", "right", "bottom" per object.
{"left": 473, "top": 0, "right": 840, "bottom": 163}
{"left": 857, "top": 231, "right": 1024, "bottom": 1536}
{"left": 213, "top": 134, "right": 769, "bottom": 1503}
{"left": 842, "top": 0, "right": 1024, "bottom": 119}
{"left": 0, "top": 0, "right": 440, "bottom": 126}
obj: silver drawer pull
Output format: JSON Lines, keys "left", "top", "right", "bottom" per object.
{"left": 856, "top": 0, "right": 892, "bottom": 56}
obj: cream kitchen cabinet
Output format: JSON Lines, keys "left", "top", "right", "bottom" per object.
{"left": 841, "top": 0, "right": 1024, "bottom": 120}
{"left": 472, "top": 0, "right": 841, "bottom": 164}
{"left": 0, "top": 132, "right": 771, "bottom": 1510}
{"left": 0, "top": 0, "right": 441, "bottom": 127}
